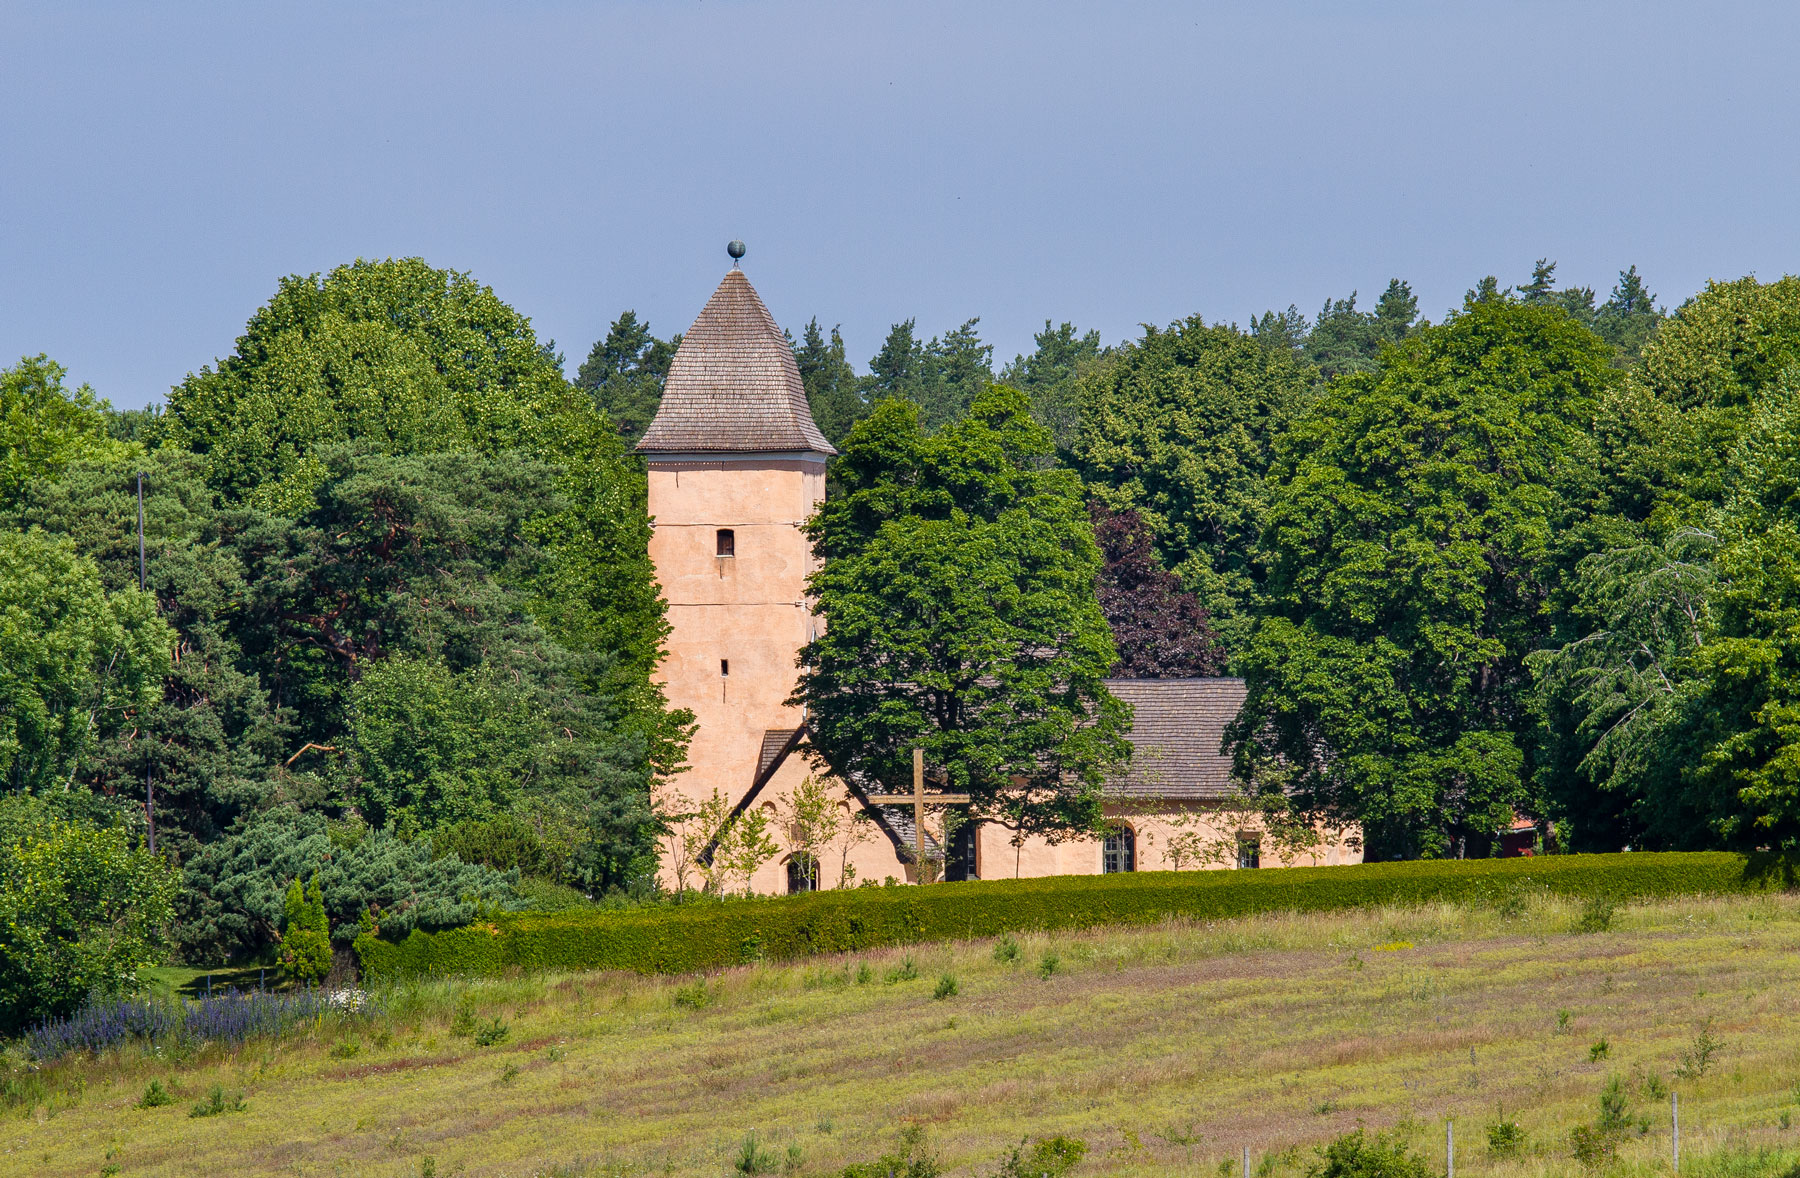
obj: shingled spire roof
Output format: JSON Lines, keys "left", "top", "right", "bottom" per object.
{"left": 636, "top": 268, "right": 836, "bottom": 455}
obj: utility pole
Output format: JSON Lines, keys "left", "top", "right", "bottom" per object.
{"left": 137, "top": 472, "right": 155, "bottom": 855}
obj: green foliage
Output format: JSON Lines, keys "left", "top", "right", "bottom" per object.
{"left": 159, "top": 255, "right": 680, "bottom": 791}
{"left": 5, "top": 448, "right": 287, "bottom": 855}
{"left": 1302, "top": 280, "right": 1420, "bottom": 380}
{"left": 1307, "top": 1129, "right": 1432, "bottom": 1178}
{"left": 188, "top": 1083, "right": 246, "bottom": 1118}
{"left": 735, "top": 1132, "right": 780, "bottom": 1176}
{"left": 861, "top": 318, "right": 994, "bottom": 432}
{"left": 0, "top": 530, "right": 171, "bottom": 793}
{"left": 179, "top": 806, "right": 518, "bottom": 962}
{"left": 1237, "top": 298, "right": 1617, "bottom": 857}
{"left": 472, "top": 1016, "right": 510, "bottom": 1046}
{"left": 671, "top": 979, "right": 712, "bottom": 1010}
{"left": 840, "top": 1126, "right": 940, "bottom": 1178}
{"left": 999, "top": 320, "right": 1105, "bottom": 452}
{"left": 992, "top": 1136, "right": 1087, "bottom": 1178}
{"left": 348, "top": 656, "right": 540, "bottom": 831}
{"left": 1037, "top": 951, "right": 1059, "bottom": 980}
{"left": 932, "top": 972, "right": 958, "bottom": 999}
{"left": 1071, "top": 316, "right": 1317, "bottom": 648}
{"left": 0, "top": 354, "right": 129, "bottom": 509}
{"left": 799, "top": 387, "right": 1128, "bottom": 845}
{"left": 355, "top": 851, "right": 1760, "bottom": 982}
{"left": 992, "top": 934, "right": 1020, "bottom": 963}
{"left": 574, "top": 310, "right": 680, "bottom": 445}
{"left": 279, "top": 875, "right": 332, "bottom": 982}
{"left": 137, "top": 1078, "right": 174, "bottom": 1108}
{"left": 1676, "top": 1019, "right": 1723, "bottom": 1079}
{"left": 1576, "top": 895, "right": 1616, "bottom": 933}
{"left": 0, "top": 795, "right": 178, "bottom": 1034}
{"left": 1485, "top": 1116, "right": 1526, "bottom": 1158}
{"left": 1569, "top": 1075, "right": 1634, "bottom": 1165}
{"left": 792, "top": 318, "right": 866, "bottom": 444}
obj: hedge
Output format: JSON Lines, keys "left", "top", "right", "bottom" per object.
{"left": 354, "top": 851, "right": 1788, "bottom": 983}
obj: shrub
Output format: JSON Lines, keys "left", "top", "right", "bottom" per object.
{"left": 1486, "top": 1117, "right": 1526, "bottom": 1158}
{"left": 189, "top": 1084, "right": 247, "bottom": 1118}
{"left": 1576, "top": 895, "right": 1617, "bottom": 934}
{"left": 672, "top": 980, "right": 712, "bottom": 1010}
{"left": 1038, "top": 952, "right": 1060, "bottom": 980}
{"left": 1570, "top": 1075, "right": 1634, "bottom": 1166}
{"left": 1590, "top": 1038, "right": 1611, "bottom": 1062}
{"left": 473, "top": 1017, "right": 510, "bottom": 1046}
{"left": 1677, "top": 1020, "right": 1724, "bottom": 1079}
{"left": 735, "top": 1132, "right": 780, "bottom": 1176}
{"left": 1308, "top": 1129, "right": 1433, "bottom": 1178}
{"left": 993, "top": 934, "right": 1021, "bottom": 963}
{"left": 0, "top": 796, "right": 178, "bottom": 1034}
{"left": 993, "top": 1136, "right": 1087, "bottom": 1178}
{"left": 841, "top": 1126, "right": 940, "bottom": 1178}
{"left": 933, "top": 973, "right": 958, "bottom": 1000}
{"left": 357, "top": 852, "right": 1772, "bottom": 983}
{"left": 181, "top": 806, "right": 520, "bottom": 963}
{"left": 137, "top": 1079, "right": 174, "bottom": 1108}
{"left": 279, "top": 875, "right": 332, "bottom": 983}
{"left": 885, "top": 957, "right": 918, "bottom": 983}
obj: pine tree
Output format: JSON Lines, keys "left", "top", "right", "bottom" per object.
{"left": 790, "top": 319, "right": 864, "bottom": 444}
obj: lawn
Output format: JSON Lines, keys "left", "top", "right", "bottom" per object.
{"left": 10, "top": 892, "right": 1800, "bottom": 1177}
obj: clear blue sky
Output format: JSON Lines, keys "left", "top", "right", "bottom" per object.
{"left": 4, "top": 2, "right": 1797, "bottom": 410}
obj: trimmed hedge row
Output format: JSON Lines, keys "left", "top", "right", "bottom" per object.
{"left": 354, "top": 852, "right": 1786, "bottom": 983}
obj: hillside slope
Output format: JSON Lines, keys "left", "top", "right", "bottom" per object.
{"left": 12, "top": 893, "right": 1800, "bottom": 1177}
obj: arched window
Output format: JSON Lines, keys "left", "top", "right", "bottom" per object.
{"left": 786, "top": 855, "right": 819, "bottom": 894}
{"left": 1103, "top": 826, "right": 1135, "bottom": 873}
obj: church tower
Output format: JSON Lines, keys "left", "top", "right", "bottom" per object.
{"left": 638, "top": 257, "right": 836, "bottom": 889}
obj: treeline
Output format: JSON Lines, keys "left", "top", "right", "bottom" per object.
{"left": 588, "top": 259, "right": 1800, "bottom": 862}
{"left": 1, "top": 261, "right": 690, "bottom": 1030}
{"left": 2, "top": 251, "right": 1795, "bottom": 1030}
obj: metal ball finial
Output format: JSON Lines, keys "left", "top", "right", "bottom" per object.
{"left": 727, "top": 239, "right": 746, "bottom": 262}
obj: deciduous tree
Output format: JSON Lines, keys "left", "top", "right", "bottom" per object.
{"left": 797, "top": 386, "right": 1129, "bottom": 842}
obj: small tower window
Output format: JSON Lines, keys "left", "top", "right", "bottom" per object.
{"left": 716, "top": 528, "right": 735, "bottom": 557}
{"left": 720, "top": 659, "right": 730, "bottom": 677}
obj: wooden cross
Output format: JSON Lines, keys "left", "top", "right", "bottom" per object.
{"left": 864, "top": 748, "right": 971, "bottom": 872}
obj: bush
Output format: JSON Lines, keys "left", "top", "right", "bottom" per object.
{"left": 137, "top": 1079, "right": 174, "bottom": 1108}
{"left": 994, "top": 1136, "right": 1086, "bottom": 1178}
{"left": 1309, "top": 1129, "right": 1433, "bottom": 1178}
{"left": 180, "top": 806, "right": 519, "bottom": 962}
{"left": 357, "top": 851, "right": 1773, "bottom": 983}
{"left": 1570, "top": 1075, "right": 1634, "bottom": 1166}
{"left": 0, "top": 796, "right": 178, "bottom": 1034}
{"left": 841, "top": 1126, "right": 939, "bottom": 1178}
{"left": 1486, "top": 1117, "right": 1526, "bottom": 1158}
{"left": 279, "top": 875, "right": 332, "bottom": 982}
{"left": 735, "top": 1132, "right": 780, "bottom": 1177}
{"left": 188, "top": 1083, "right": 247, "bottom": 1118}
{"left": 933, "top": 973, "right": 958, "bottom": 1000}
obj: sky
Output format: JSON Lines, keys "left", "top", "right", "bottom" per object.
{"left": 4, "top": 2, "right": 1799, "bottom": 410}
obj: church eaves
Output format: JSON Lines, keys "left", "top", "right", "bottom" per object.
{"left": 636, "top": 268, "right": 837, "bottom": 456}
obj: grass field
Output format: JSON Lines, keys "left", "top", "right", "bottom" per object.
{"left": 10, "top": 892, "right": 1800, "bottom": 1177}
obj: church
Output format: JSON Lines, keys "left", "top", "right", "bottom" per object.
{"left": 638, "top": 255, "right": 1362, "bottom": 894}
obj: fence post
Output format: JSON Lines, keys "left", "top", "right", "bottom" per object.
{"left": 1672, "top": 1092, "right": 1680, "bottom": 1170}
{"left": 1243, "top": 1145, "right": 1250, "bottom": 1178}
{"left": 1447, "top": 1120, "right": 1454, "bottom": 1178}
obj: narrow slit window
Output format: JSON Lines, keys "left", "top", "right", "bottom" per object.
{"left": 720, "top": 659, "right": 730, "bottom": 677}
{"left": 716, "top": 528, "right": 735, "bottom": 557}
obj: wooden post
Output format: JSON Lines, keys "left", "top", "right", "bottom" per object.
{"left": 1446, "top": 1120, "right": 1453, "bottom": 1178}
{"left": 1672, "top": 1092, "right": 1680, "bottom": 1170}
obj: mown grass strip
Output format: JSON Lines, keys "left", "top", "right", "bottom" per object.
{"left": 356, "top": 851, "right": 1784, "bottom": 982}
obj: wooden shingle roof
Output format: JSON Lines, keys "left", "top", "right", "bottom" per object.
{"left": 1104, "top": 677, "right": 1248, "bottom": 800}
{"left": 636, "top": 268, "right": 836, "bottom": 455}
